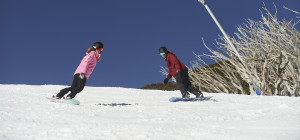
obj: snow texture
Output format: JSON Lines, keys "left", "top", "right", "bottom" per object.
{"left": 0, "top": 85, "right": 299, "bottom": 140}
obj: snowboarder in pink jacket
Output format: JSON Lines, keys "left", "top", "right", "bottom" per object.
{"left": 55, "top": 42, "right": 104, "bottom": 99}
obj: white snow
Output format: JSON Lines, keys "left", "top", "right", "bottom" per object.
{"left": 0, "top": 84, "right": 299, "bottom": 140}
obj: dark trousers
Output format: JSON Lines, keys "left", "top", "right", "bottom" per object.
{"left": 56, "top": 74, "right": 86, "bottom": 99}
{"left": 176, "top": 69, "right": 202, "bottom": 97}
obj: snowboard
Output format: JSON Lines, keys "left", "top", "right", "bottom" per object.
{"left": 169, "top": 96, "right": 213, "bottom": 102}
{"left": 46, "top": 97, "right": 80, "bottom": 105}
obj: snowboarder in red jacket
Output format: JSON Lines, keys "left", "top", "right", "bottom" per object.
{"left": 159, "top": 46, "right": 203, "bottom": 98}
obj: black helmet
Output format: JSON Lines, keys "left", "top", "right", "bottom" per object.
{"left": 159, "top": 46, "right": 168, "bottom": 54}
{"left": 93, "top": 42, "right": 104, "bottom": 49}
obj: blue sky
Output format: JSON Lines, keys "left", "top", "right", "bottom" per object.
{"left": 1, "top": 0, "right": 299, "bottom": 88}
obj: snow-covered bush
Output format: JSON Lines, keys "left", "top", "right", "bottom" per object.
{"left": 141, "top": 82, "right": 178, "bottom": 91}
{"left": 190, "top": 5, "right": 300, "bottom": 96}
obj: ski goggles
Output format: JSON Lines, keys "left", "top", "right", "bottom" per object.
{"left": 160, "top": 52, "right": 166, "bottom": 56}
{"left": 96, "top": 47, "right": 103, "bottom": 52}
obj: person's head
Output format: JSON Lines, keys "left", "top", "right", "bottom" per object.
{"left": 93, "top": 42, "right": 104, "bottom": 54}
{"left": 87, "top": 42, "right": 104, "bottom": 54}
{"left": 159, "top": 46, "right": 168, "bottom": 58}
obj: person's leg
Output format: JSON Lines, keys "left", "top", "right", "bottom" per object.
{"left": 176, "top": 70, "right": 190, "bottom": 98}
{"left": 56, "top": 76, "right": 78, "bottom": 98}
{"left": 67, "top": 74, "right": 86, "bottom": 99}
{"left": 56, "top": 87, "right": 71, "bottom": 99}
{"left": 187, "top": 86, "right": 203, "bottom": 97}
{"left": 56, "top": 76, "right": 76, "bottom": 99}
{"left": 182, "top": 69, "right": 203, "bottom": 97}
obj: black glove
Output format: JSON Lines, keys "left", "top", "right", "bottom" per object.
{"left": 79, "top": 73, "right": 85, "bottom": 79}
{"left": 164, "top": 78, "right": 169, "bottom": 84}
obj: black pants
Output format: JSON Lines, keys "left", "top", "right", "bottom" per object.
{"left": 56, "top": 74, "right": 86, "bottom": 99}
{"left": 176, "top": 69, "right": 202, "bottom": 97}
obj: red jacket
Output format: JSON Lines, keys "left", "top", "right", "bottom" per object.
{"left": 165, "top": 52, "right": 187, "bottom": 79}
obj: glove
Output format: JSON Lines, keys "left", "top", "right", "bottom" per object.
{"left": 164, "top": 78, "right": 169, "bottom": 84}
{"left": 79, "top": 73, "right": 85, "bottom": 79}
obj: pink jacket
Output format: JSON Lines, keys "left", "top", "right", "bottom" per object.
{"left": 74, "top": 51, "right": 100, "bottom": 79}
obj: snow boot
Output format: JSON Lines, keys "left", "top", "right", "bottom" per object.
{"left": 196, "top": 92, "right": 204, "bottom": 98}
{"left": 52, "top": 95, "right": 60, "bottom": 99}
{"left": 182, "top": 92, "right": 190, "bottom": 99}
{"left": 62, "top": 96, "right": 71, "bottom": 100}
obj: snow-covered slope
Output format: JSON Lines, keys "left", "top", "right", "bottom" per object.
{"left": 0, "top": 85, "right": 299, "bottom": 140}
